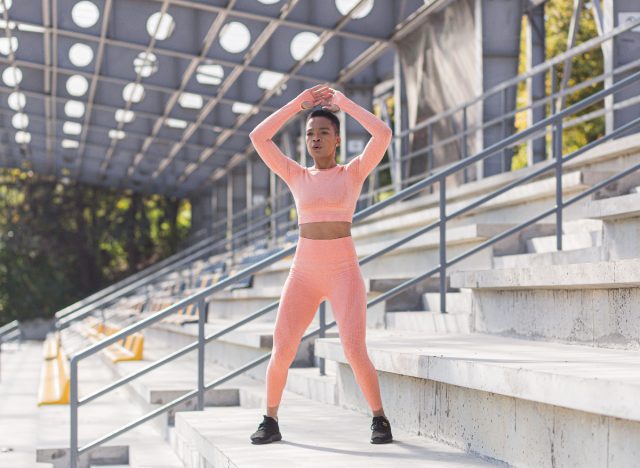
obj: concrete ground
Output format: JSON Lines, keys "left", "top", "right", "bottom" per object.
{"left": 0, "top": 340, "right": 52, "bottom": 468}
{"left": 0, "top": 339, "right": 184, "bottom": 468}
{"left": 175, "top": 389, "right": 505, "bottom": 467}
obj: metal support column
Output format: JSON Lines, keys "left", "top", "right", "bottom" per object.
{"left": 526, "top": 1, "right": 547, "bottom": 164}
{"left": 439, "top": 177, "right": 447, "bottom": 314}
{"left": 318, "top": 301, "right": 326, "bottom": 376}
{"left": 197, "top": 299, "right": 206, "bottom": 411}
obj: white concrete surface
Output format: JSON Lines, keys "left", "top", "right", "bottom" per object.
{"left": 384, "top": 310, "right": 471, "bottom": 334}
{"left": 173, "top": 390, "right": 503, "bottom": 467}
{"left": 315, "top": 331, "right": 640, "bottom": 422}
{"left": 450, "top": 257, "right": 640, "bottom": 290}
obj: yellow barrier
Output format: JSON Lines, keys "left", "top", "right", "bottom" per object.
{"left": 37, "top": 335, "right": 70, "bottom": 405}
{"left": 77, "top": 317, "right": 145, "bottom": 363}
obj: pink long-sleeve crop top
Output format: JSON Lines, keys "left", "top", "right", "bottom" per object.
{"left": 249, "top": 95, "right": 392, "bottom": 224}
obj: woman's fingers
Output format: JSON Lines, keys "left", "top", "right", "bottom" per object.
{"left": 300, "top": 84, "right": 337, "bottom": 109}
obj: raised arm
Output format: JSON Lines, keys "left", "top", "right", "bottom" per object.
{"left": 249, "top": 85, "right": 333, "bottom": 182}
{"left": 333, "top": 91, "right": 393, "bottom": 181}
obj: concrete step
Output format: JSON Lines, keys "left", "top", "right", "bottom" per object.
{"left": 384, "top": 310, "right": 471, "bottom": 333}
{"left": 523, "top": 218, "right": 603, "bottom": 254}
{"left": 146, "top": 319, "right": 338, "bottom": 381}
{"left": 352, "top": 170, "right": 621, "bottom": 245}
{"left": 450, "top": 258, "right": 640, "bottom": 349}
{"left": 582, "top": 191, "right": 640, "bottom": 260}
{"left": 28, "top": 346, "right": 184, "bottom": 468}
{"left": 422, "top": 291, "right": 473, "bottom": 313}
{"left": 315, "top": 331, "right": 640, "bottom": 468}
{"left": 100, "top": 342, "right": 252, "bottom": 439}
{"left": 583, "top": 191, "right": 640, "bottom": 220}
{"left": 358, "top": 223, "right": 555, "bottom": 279}
{"left": 354, "top": 133, "right": 640, "bottom": 236}
{"left": 492, "top": 246, "right": 603, "bottom": 269}
{"left": 250, "top": 223, "right": 554, "bottom": 291}
{"left": 173, "top": 388, "right": 503, "bottom": 467}
{"left": 525, "top": 230, "right": 601, "bottom": 253}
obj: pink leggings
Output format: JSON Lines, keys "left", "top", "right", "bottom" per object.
{"left": 265, "top": 235, "right": 383, "bottom": 411}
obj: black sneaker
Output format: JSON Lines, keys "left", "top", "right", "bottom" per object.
{"left": 370, "top": 415, "right": 393, "bottom": 444}
{"left": 250, "top": 415, "right": 282, "bottom": 444}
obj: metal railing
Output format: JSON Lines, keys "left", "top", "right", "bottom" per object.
{"left": 0, "top": 320, "right": 21, "bottom": 382}
{"left": 67, "top": 64, "right": 640, "bottom": 466}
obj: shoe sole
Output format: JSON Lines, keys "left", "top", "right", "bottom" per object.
{"left": 250, "top": 433, "right": 282, "bottom": 445}
{"left": 370, "top": 437, "right": 393, "bottom": 444}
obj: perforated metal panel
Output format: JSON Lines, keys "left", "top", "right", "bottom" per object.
{"left": 0, "top": 0, "right": 433, "bottom": 196}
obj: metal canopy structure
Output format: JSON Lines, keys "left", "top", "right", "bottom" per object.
{"left": 0, "top": 0, "right": 433, "bottom": 197}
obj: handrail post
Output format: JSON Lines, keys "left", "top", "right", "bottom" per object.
{"left": 197, "top": 299, "right": 206, "bottom": 411}
{"left": 318, "top": 301, "right": 325, "bottom": 376}
{"left": 551, "top": 64, "right": 564, "bottom": 251}
{"left": 462, "top": 106, "right": 469, "bottom": 183}
{"left": 70, "top": 358, "right": 79, "bottom": 468}
{"left": 439, "top": 175, "right": 447, "bottom": 314}
{"left": 427, "top": 123, "right": 433, "bottom": 193}
{"left": 554, "top": 121, "right": 564, "bottom": 251}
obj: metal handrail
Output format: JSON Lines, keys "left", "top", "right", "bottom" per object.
{"left": 55, "top": 203, "right": 293, "bottom": 330}
{"left": 68, "top": 67, "right": 640, "bottom": 466}
{"left": 0, "top": 319, "right": 19, "bottom": 338}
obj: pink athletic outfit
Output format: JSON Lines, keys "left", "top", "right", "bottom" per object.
{"left": 249, "top": 92, "right": 392, "bottom": 412}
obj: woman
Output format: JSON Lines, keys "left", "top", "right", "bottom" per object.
{"left": 248, "top": 83, "right": 393, "bottom": 445}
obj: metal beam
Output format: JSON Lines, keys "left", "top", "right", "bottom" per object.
{"left": 123, "top": 0, "right": 245, "bottom": 184}
{"left": 74, "top": 0, "right": 114, "bottom": 178}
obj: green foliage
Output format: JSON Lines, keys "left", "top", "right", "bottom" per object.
{"left": 512, "top": 1, "right": 604, "bottom": 170}
{"left": 0, "top": 169, "right": 191, "bottom": 325}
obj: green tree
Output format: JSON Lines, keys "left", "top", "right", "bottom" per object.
{"left": 0, "top": 169, "right": 191, "bottom": 325}
{"left": 512, "top": 0, "right": 604, "bottom": 170}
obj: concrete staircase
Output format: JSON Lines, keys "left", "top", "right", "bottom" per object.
{"left": 158, "top": 136, "right": 640, "bottom": 467}
{"left": 29, "top": 134, "right": 640, "bottom": 466}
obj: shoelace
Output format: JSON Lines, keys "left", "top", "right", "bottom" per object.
{"left": 258, "top": 418, "right": 277, "bottom": 430}
{"left": 371, "top": 417, "right": 389, "bottom": 432}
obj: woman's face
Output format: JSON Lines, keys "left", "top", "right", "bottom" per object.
{"left": 306, "top": 116, "right": 340, "bottom": 161}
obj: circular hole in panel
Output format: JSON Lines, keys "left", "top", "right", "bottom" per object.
{"left": 133, "top": 51, "right": 158, "bottom": 77}
{"left": 290, "top": 32, "right": 323, "bottom": 62}
{"left": 178, "top": 92, "right": 203, "bottom": 109}
{"left": 122, "top": 83, "right": 145, "bottom": 103}
{"left": 62, "top": 139, "right": 80, "bottom": 149}
{"left": 146, "top": 12, "right": 175, "bottom": 40}
{"left": 66, "top": 74, "right": 89, "bottom": 96}
{"left": 108, "top": 129, "right": 126, "bottom": 140}
{"left": 15, "top": 131, "right": 31, "bottom": 144}
{"left": 115, "top": 109, "right": 135, "bottom": 123}
{"left": 335, "top": 0, "right": 374, "bottom": 19}
{"left": 63, "top": 121, "right": 82, "bottom": 135}
{"left": 0, "top": 0, "right": 13, "bottom": 14}
{"left": 11, "top": 112, "right": 28, "bottom": 129}
{"left": 72, "top": 1, "right": 100, "bottom": 28}
{"left": 219, "top": 21, "right": 250, "bottom": 53}
{"left": 65, "top": 100, "right": 86, "bottom": 118}
{"left": 2, "top": 66, "right": 23, "bottom": 86}
{"left": 69, "top": 43, "right": 94, "bottom": 67}
{"left": 8, "top": 91, "right": 25, "bottom": 111}
{"left": 0, "top": 37, "right": 18, "bottom": 56}
{"left": 196, "top": 63, "right": 224, "bottom": 85}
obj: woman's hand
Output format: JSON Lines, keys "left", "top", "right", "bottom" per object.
{"left": 296, "top": 84, "right": 334, "bottom": 109}
{"left": 320, "top": 88, "right": 345, "bottom": 113}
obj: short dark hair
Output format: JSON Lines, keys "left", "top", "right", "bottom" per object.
{"left": 306, "top": 109, "right": 340, "bottom": 134}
